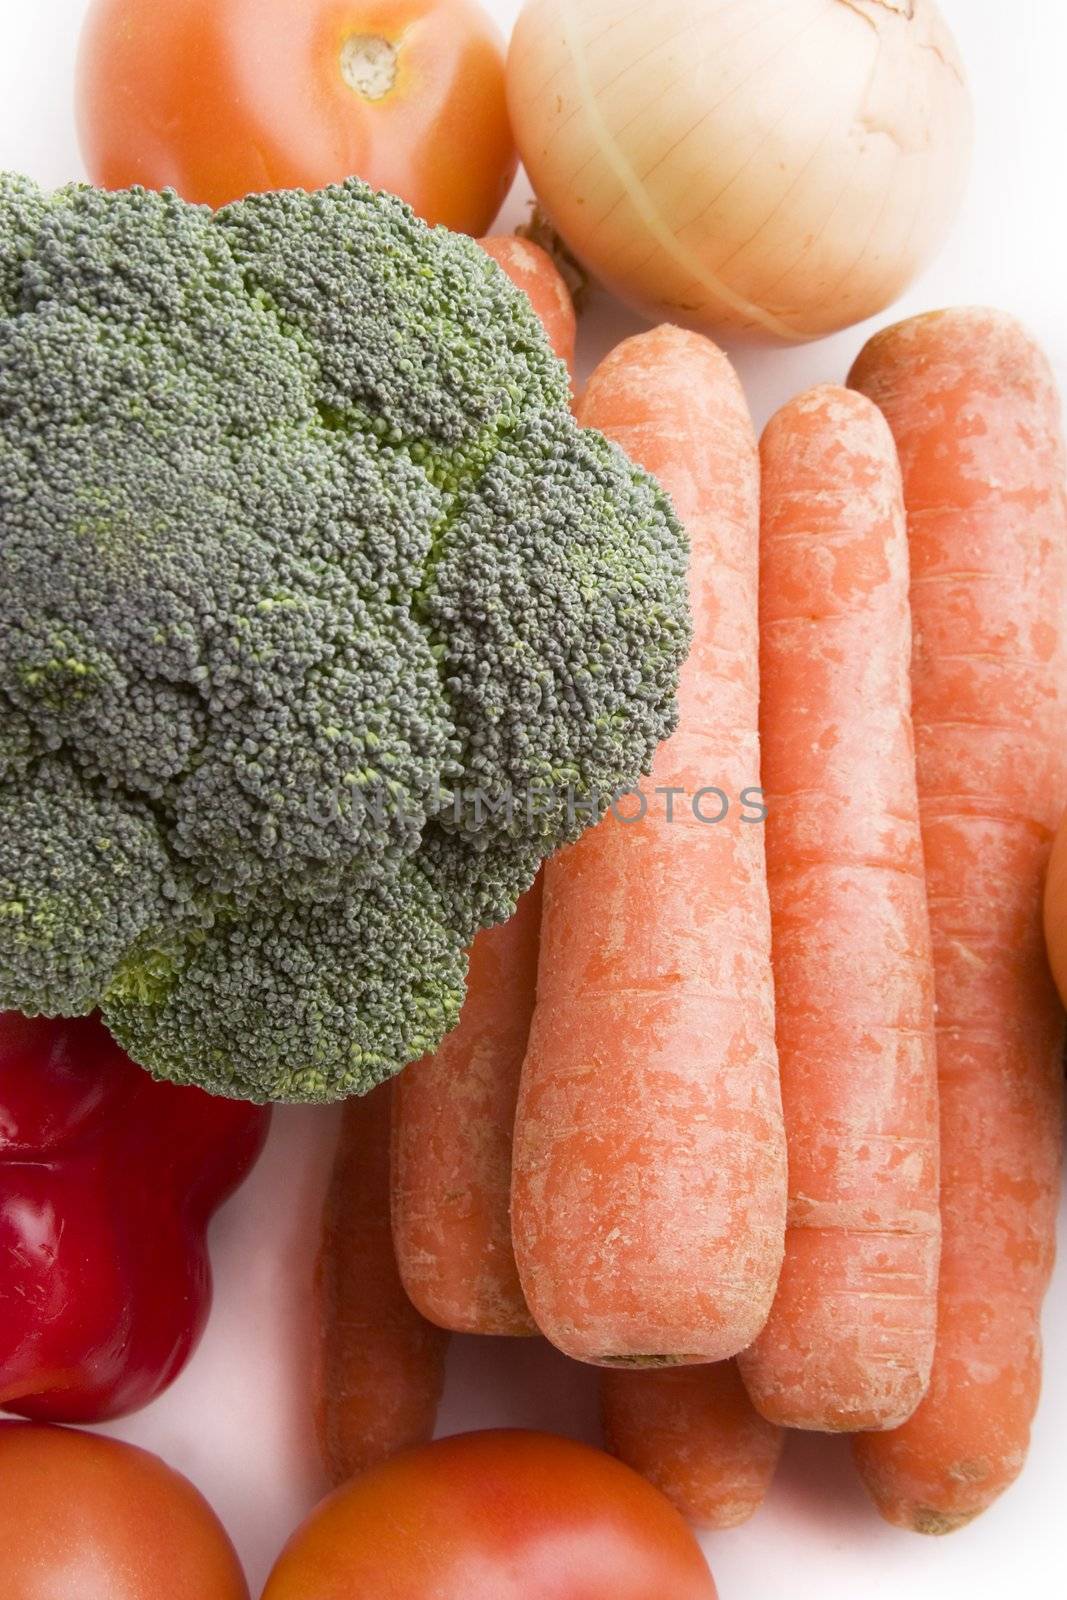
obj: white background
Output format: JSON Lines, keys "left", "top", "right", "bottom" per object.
{"left": 1, "top": 2, "right": 1065, "bottom": 1596}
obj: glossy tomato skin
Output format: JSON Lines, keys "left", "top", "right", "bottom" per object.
{"left": 261, "top": 1429, "right": 718, "bottom": 1600}
{"left": 76, "top": 0, "right": 517, "bottom": 233}
{"left": 0, "top": 1422, "right": 248, "bottom": 1600}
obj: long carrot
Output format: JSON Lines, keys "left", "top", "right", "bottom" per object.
{"left": 849, "top": 308, "right": 1067, "bottom": 1531}
{"left": 601, "top": 1362, "right": 783, "bottom": 1529}
{"left": 391, "top": 879, "right": 543, "bottom": 1336}
{"left": 477, "top": 235, "right": 577, "bottom": 378}
{"left": 511, "top": 325, "right": 786, "bottom": 1366}
{"left": 737, "top": 386, "right": 940, "bottom": 1433}
{"left": 315, "top": 1084, "right": 449, "bottom": 1486}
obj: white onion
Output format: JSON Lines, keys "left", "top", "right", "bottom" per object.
{"left": 507, "top": 0, "right": 972, "bottom": 344}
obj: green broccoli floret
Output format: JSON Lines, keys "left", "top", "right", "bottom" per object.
{"left": 0, "top": 174, "right": 690, "bottom": 1102}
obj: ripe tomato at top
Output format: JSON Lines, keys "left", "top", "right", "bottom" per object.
{"left": 261, "top": 1429, "right": 719, "bottom": 1600}
{"left": 76, "top": 0, "right": 517, "bottom": 234}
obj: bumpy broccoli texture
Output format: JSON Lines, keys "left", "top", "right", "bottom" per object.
{"left": 0, "top": 173, "right": 690, "bottom": 1102}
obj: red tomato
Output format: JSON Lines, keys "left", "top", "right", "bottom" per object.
{"left": 261, "top": 1429, "right": 718, "bottom": 1600}
{"left": 76, "top": 0, "right": 517, "bottom": 233}
{"left": 0, "top": 1422, "right": 248, "bottom": 1600}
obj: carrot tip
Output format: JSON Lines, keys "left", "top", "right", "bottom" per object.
{"left": 910, "top": 1506, "right": 981, "bottom": 1537}
{"left": 600, "top": 1352, "right": 699, "bottom": 1368}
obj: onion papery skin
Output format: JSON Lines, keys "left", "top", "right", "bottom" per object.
{"left": 507, "top": 0, "right": 973, "bottom": 344}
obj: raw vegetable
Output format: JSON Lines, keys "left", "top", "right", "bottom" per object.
{"left": 77, "top": 0, "right": 517, "bottom": 234}
{"left": 0, "top": 1011, "right": 269, "bottom": 1424}
{"left": 515, "top": 205, "right": 590, "bottom": 315}
{"left": 0, "top": 1422, "right": 248, "bottom": 1600}
{"left": 506, "top": 0, "right": 972, "bottom": 344}
{"left": 738, "top": 386, "right": 940, "bottom": 1433}
{"left": 478, "top": 235, "right": 577, "bottom": 377}
{"left": 849, "top": 308, "right": 1067, "bottom": 1532}
{"left": 511, "top": 326, "right": 786, "bottom": 1366}
{"left": 392, "top": 880, "right": 542, "bottom": 1335}
{"left": 316, "top": 1082, "right": 448, "bottom": 1484}
{"left": 261, "top": 1429, "right": 720, "bottom": 1599}
{"left": 1042, "top": 811, "right": 1067, "bottom": 1007}
{"left": 601, "top": 1363, "right": 783, "bottom": 1529}
{"left": 0, "top": 173, "right": 690, "bottom": 1103}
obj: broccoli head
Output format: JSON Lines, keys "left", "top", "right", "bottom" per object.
{"left": 0, "top": 173, "right": 690, "bottom": 1101}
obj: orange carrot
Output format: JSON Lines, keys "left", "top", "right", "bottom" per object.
{"left": 849, "top": 308, "right": 1067, "bottom": 1531}
{"left": 511, "top": 326, "right": 786, "bottom": 1366}
{"left": 601, "top": 1362, "right": 783, "bottom": 1529}
{"left": 391, "top": 879, "right": 543, "bottom": 1336}
{"left": 315, "top": 1084, "right": 448, "bottom": 1486}
{"left": 737, "top": 386, "right": 940, "bottom": 1433}
{"left": 478, "top": 235, "right": 577, "bottom": 377}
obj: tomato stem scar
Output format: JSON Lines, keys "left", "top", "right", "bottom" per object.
{"left": 340, "top": 35, "right": 398, "bottom": 99}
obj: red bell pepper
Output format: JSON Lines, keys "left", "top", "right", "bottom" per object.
{"left": 0, "top": 1010, "right": 270, "bottom": 1423}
